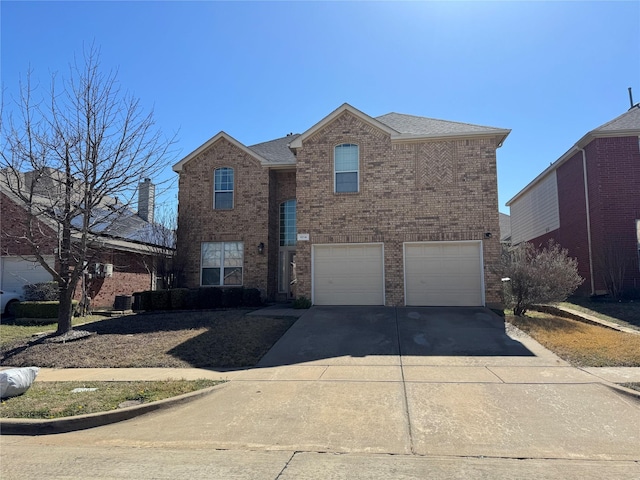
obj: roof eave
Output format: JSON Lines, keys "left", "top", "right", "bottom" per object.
{"left": 507, "top": 128, "right": 640, "bottom": 207}
{"left": 390, "top": 129, "right": 511, "bottom": 146}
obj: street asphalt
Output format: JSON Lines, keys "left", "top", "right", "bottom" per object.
{"left": 1, "top": 306, "right": 639, "bottom": 479}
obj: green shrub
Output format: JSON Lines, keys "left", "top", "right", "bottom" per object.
{"left": 15, "top": 300, "right": 79, "bottom": 319}
{"left": 139, "top": 291, "right": 153, "bottom": 311}
{"left": 197, "top": 287, "right": 222, "bottom": 309}
{"left": 150, "top": 290, "right": 171, "bottom": 311}
{"left": 170, "top": 288, "right": 190, "bottom": 310}
{"left": 242, "top": 288, "right": 262, "bottom": 307}
{"left": 23, "top": 282, "right": 59, "bottom": 301}
{"left": 222, "top": 288, "right": 243, "bottom": 308}
{"left": 292, "top": 296, "right": 312, "bottom": 309}
{"left": 185, "top": 289, "right": 199, "bottom": 309}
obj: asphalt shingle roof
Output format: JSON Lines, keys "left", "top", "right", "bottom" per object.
{"left": 376, "top": 112, "right": 506, "bottom": 136}
{"left": 249, "top": 134, "right": 300, "bottom": 164}
{"left": 592, "top": 105, "right": 640, "bottom": 132}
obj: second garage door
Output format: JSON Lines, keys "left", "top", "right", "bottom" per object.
{"left": 313, "top": 243, "right": 384, "bottom": 305}
{"left": 404, "top": 241, "right": 483, "bottom": 306}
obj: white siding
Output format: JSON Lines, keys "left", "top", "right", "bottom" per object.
{"left": 510, "top": 172, "right": 560, "bottom": 244}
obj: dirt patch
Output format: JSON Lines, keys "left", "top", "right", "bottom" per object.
{"left": 0, "top": 310, "right": 297, "bottom": 368}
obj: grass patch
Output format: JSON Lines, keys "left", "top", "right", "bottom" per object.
{"left": 620, "top": 383, "right": 640, "bottom": 392}
{"left": 560, "top": 298, "right": 640, "bottom": 331}
{"left": 1, "top": 310, "right": 296, "bottom": 368}
{"left": 0, "top": 315, "right": 104, "bottom": 346}
{"left": 507, "top": 312, "right": 640, "bottom": 367}
{"left": 0, "top": 379, "right": 221, "bottom": 419}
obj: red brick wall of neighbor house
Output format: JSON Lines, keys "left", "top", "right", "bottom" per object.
{"left": 524, "top": 136, "right": 640, "bottom": 295}
{"left": 267, "top": 170, "right": 296, "bottom": 300}
{"left": 175, "top": 137, "right": 271, "bottom": 296}
{"left": 76, "top": 250, "right": 154, "bottom": 307}
{"left": 589, "top": 137, "right": 640, "bottom": 292}
{"left": 294, "top": 111, "right": 503, "bottom": 307}
{"left": 1, "top": 192, "right": 58, "bottom": 256}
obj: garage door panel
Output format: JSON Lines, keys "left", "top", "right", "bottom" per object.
{"left": 405, "top": 242, "right": 483, "bottom": 307}
{"left": 1, "top": 256, "right": 54, "bottom": 293}
{"left": 313, "top": 244, "right": 384, "bottom": 306}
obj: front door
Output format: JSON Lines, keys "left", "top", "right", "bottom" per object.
{"left": 279, "top": 248, "right": 297, "bottom": 300}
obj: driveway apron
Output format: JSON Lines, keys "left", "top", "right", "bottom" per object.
{"left": 4, "top": 307, "right": 640, "bottom": 463}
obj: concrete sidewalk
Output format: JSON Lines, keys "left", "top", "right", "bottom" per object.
{"left": 33, "top": 364, "right": 640, "bottom": 384}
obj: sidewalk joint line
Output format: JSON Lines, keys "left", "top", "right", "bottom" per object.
{"left": 395, "top": 307, "right": 415, "bottom": 455}
{"left": 274, "top": 450, "right": 297, "bottom": 480}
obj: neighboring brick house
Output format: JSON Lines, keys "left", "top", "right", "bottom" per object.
{"left": 1, "top": 173, "right": 171, "bottom": 308}
{"left": 506, "top": 105, "right": 640, "bottom": 297}
{"left": 174, "top": 104, "right": 510, "bottom": 308}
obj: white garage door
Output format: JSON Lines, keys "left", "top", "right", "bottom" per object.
{"left": 404, "top": 242, "right": 483, "bottom": 306}
{"left": 313, "top": 244, "right": 384, "bottom": 305}
{"left": 1, "top": 256, "right": 54, "bottom": 293}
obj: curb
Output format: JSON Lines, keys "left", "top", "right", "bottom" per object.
{"left": 0, "top": 383, "right": 226, "bottom": 436}
{"left": 603, "top": 383, "right": 640, "bottom": 402}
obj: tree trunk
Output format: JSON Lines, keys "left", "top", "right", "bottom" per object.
{"left": 56, "top": 285, "right": 74, "bottom": 335}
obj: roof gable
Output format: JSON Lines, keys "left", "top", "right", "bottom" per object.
{"left": 288, "top": 103, "right": 398, "bottom": 149}
{"left": 172, "top": 132, "right": 269, "bottom": 173}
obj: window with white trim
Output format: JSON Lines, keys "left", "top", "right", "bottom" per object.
{"left": 214, "top": 167, "right": 234, "bottom": 209}
{"left": 201, "top": 241, "right": 243, "bottom": 286}
{"left": 334, "top": 144, "right": 359, "bottom": 193}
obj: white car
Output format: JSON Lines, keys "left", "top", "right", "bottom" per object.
{"left": 1, "top": 290, "right": 22, "bottom": 316}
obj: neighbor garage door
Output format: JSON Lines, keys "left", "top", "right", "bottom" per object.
{"left": 313, "top": 243, "right": 384, "bottom": 305}
{"left": 1, "top": 256, "right": 54, "bottom": 293}
{"left": 404, "top": 241, "right": 483, "bottom": 306}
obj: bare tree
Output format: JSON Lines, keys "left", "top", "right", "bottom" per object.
{"left": 596, "top": 243, "right": 630, "bottom": 300}
{"left": 138, "top": 204, "right": 181, "bottom": 290}
{"left": 0, "top": 46, "right": 175, "bottom": 335}
{"left": 502, "top": 240, "right": 583, "bottom": 316}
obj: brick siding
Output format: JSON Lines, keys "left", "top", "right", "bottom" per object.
{"left": 294, "top": 112, "right": 502, "bottom": 307}
{"left": 175, "top": 137, "right": 271, "bottom": 297}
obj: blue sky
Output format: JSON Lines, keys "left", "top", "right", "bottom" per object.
{"left": 2, "top": 1, "right": 639, "bottom": 214}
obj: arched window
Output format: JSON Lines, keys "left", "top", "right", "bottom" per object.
{"left": 280, "top": 199, "right": 297, "bottom": 246}
{"left": 334, "top": 144, "right": 359, "bottom": 193}
{"left": 214, "top": 167, "right": 234, "bottom": 209}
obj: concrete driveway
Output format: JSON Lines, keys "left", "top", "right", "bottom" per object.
{"left": 2, "top": 306, "right": 639, "bottom": 479}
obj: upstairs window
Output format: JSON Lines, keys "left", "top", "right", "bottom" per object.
{"left": 214, "top": 167, "right": 234, "bottom": 209}
{"left": 334, "top": 144, "right": 359, "bottom": 193}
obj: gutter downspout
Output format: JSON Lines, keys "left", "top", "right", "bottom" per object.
{"left": 580, "top": 148, "right": 596, "bottom": 295}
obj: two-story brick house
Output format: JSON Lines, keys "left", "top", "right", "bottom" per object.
{"left": 174, "top": 104, "right": 510, "bottom": 307}
{"left": 506, "top": 105, "right": 640, "bottom": 297}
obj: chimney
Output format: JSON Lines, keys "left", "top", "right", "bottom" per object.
{"left": 137, "top": 178, "right": 155, "bottom": 223}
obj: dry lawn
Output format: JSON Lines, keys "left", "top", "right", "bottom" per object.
{"left": 508, "top": 312, "right": 640, "bottom": 367}
{"left": 0, "top": 310, "right": 296, "bottom": 368}
{"left": 0, "top": 380, "right": 221, "bottom": 419}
